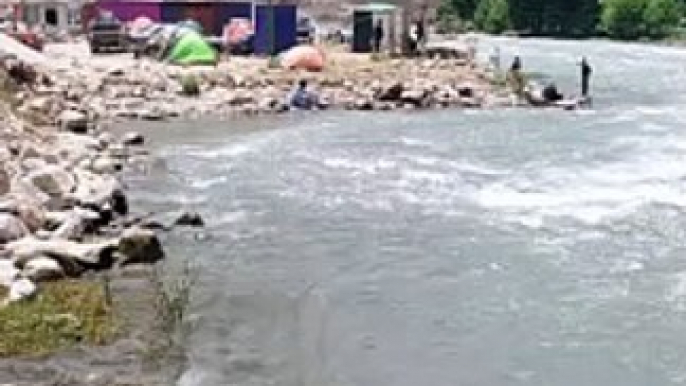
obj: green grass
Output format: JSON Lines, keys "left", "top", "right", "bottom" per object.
{"left": 0, "top": 280, "right": 118, "bottom": 357}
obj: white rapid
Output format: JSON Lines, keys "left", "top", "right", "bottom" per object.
{"left": 126, "top": 38, "right": 686, "bottom": 386}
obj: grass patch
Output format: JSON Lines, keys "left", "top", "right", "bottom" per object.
{"left": 0, "top": 280, "right": 118, "bottom": 357}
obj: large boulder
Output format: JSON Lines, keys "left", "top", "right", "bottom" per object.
{"left": 122, "top": 132, "right": 144, "bottom": 146}
{"left": 25, "top": 165, "right": 75, "bottom": 199}
{"left": 5, "top": 277, "right": 36, "bottom": 304}
{"left": 0, "top": 259, "right": 20, "bottom": 288}
{"left": 51, "top": 207, "right": 100, "bottom": 240}
{"left": 401, "top": 89, "right": 429, "bottom": 107}
{"left": 23, "top": 256, "right": 64, "bottom": 281}
{"left": 58, "top": 109, "right": 89, "bottom": 133}
{"left": 376, "top": 83, "right": 404, "bottom": 102}
{"left": 0, "top": 196, "right": 46, "bottom": 232}
{"left": 6, "top": 237, "right": 119, "bottom": 270}
{"left": 0, "top": 213, "right": 29, "bottom": 244}
{"left": 71, "top": 169, "right": 127, "bottom": 215}
{"left": 117, "top": 227, "right": 164, "bottom": 266}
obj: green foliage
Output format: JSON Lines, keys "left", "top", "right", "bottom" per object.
{"left": 0, "top": 280, "right": 116, "bottom": 357}
{"left": 438, "top": 0, "right": 480, "bottom": 20}
{"left": 438, "top": 0, "right": 681, "bottom": 39}
{"left": 601, "top": 0, "right": 681, "bottom": 39}
{"left": 644, "top": 0, "right": 682, "bottom": 37}
{"left": 474, "top": 0, "right": 511, "bottom": 34}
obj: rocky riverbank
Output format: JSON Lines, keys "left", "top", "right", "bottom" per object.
{"left": 8, "top": 44, "right": 508, "bottom": 126}
{"left": 0, "top": 52, "right": 203, "bottom": 384}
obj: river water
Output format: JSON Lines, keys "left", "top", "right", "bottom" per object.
{"left": 127, "top": 38, "right": 686, "bottom": 386}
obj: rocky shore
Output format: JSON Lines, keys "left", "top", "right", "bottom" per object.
{"left": 9, "top": 44, "right": 508, "bottom": 126}
{"left": 0, "top": 51, "right": 203, "bottom": 384}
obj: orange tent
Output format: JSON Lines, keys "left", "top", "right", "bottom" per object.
{"left": 280, "top": 45, "right": 326, "bottom": 72}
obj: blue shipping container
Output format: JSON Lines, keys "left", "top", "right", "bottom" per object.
{"left": 254, "top": 5, "right": 296, "bottom": 55}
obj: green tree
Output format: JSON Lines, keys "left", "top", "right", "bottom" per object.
{"left": 643, "top": 0, "right": 681, "bottom": 38}
{"left": 474, "top": 0, "right": 511, "bottom": 33}
{"left": 437, "top": 0, "right": 481, "bottom": 21}
{"left": 601, "top": 0, "right": 648, "bottom": 39}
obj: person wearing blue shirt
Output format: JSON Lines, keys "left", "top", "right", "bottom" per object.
{"left": 289, "top": 79, "right": 319, "bottom": 110}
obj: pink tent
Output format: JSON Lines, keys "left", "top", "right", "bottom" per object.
{"left": 280, "top": 45, "right": 326, "bottom": 72}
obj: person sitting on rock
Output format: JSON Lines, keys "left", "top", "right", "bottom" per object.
{"left": 289, "top": 79, "right": 320, "bottom": 110}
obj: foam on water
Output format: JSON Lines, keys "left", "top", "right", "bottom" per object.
{"left": 143, "top": 37, "right": 686, "bottom": 386}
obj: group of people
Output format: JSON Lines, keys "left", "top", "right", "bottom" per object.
{"left": 506, "top": 55, "right": 593, "bottom": 105}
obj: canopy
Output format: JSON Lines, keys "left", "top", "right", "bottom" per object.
{"left": 280, "top": 45, "right": 325, "bottom": 72}
{"left": 167, "top": 31, "right": 217, "bottom": 66}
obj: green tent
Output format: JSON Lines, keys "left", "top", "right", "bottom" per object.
{"left": 167, "top": 31, "right": 218, "bottom": 66}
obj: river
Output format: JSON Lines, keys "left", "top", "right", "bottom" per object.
{"left": 125, "top": 38, "right": 686, "bottom": 386}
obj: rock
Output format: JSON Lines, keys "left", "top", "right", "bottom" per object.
{"left": 97, "top": 132, "right": 115, "bottom": 147}
{"left": 0, "top": 259, "right": 20, "bottom": 288}
{"left": 0, "top": 167, "right": 9, "bottom": 196}
{"left": 7, "top": 237, "right": 119, "bottom": 270}
{"left": 24, "top": 256, "right": 64, "bottom": 281}
{"left": 71, "top": 169, "right": 126, "bottom": 215}
{"left": 140, "top": 108, "right": 164, "bottom": 121}
{"left": 0, "top": 213, "right": 29, "bottom": 243}
{"left": 1, "top": 196, "right": 46, "bottom": 232}
{"left": 457, "top": 86, "right": 474, "bottom": 98}
{"left": 377, "top": 83, "right": 404, "bottom": 101}
{"left": 117, "top": 227, "right": 164, "bottom": 266}
{"left": 90, "top": 156, "right": 122, "bottom": 174}
{"left": 401, "top": 90, "right": 428, "bottom": 107}
{"left": 58, "top": 109, "right": 89, "bottom": 133}
{"left": 174, "top": 211, "right": 205, "bottom": 227}
{"left": 51, "top": 208, "right": 100, "bottom": 240}
{"left": 122, "top": 132, "right": 144, "bottom": 146}
{"left": 353, "top": 99, "right": 374, "bottom": 111}
{"left": 25, "top": 165, "right": 75, "bottom": 199}
{"left": 6, "top": 278, "right": 36, "bottom": 304}
{"left": 27, "top": 96, "right": 51, "bottom": 113}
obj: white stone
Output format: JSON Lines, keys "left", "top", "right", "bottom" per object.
{"left": 0, "top": 259, "right": 20, "bottom": 288}
{"left": 24, "top": 256, "right": 64, "bottom": 281}
{"left": 0, "top": 213, "right": 29, "bottom": 243}
{"left": 7, "top": 277, "right": 37, "bottom": 303}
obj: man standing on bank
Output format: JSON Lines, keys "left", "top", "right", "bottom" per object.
{"left": 580, "top": 57, "right": 593, "bottom": 98}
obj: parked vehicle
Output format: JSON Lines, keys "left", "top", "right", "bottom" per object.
{"left": 87, "top": 12, "right": 127, "bottom": 54}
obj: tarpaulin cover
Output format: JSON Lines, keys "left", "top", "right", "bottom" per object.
{"left": 280, "top": 45, "right": 325, "bottom": 72}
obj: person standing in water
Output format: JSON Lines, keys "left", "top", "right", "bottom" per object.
{"left": 580, "top": 57, "right": 592, "bottom": 98}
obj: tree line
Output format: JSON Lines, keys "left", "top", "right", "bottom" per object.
{"left": 437, "top": 0, "right": 684, "bottom": 39}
